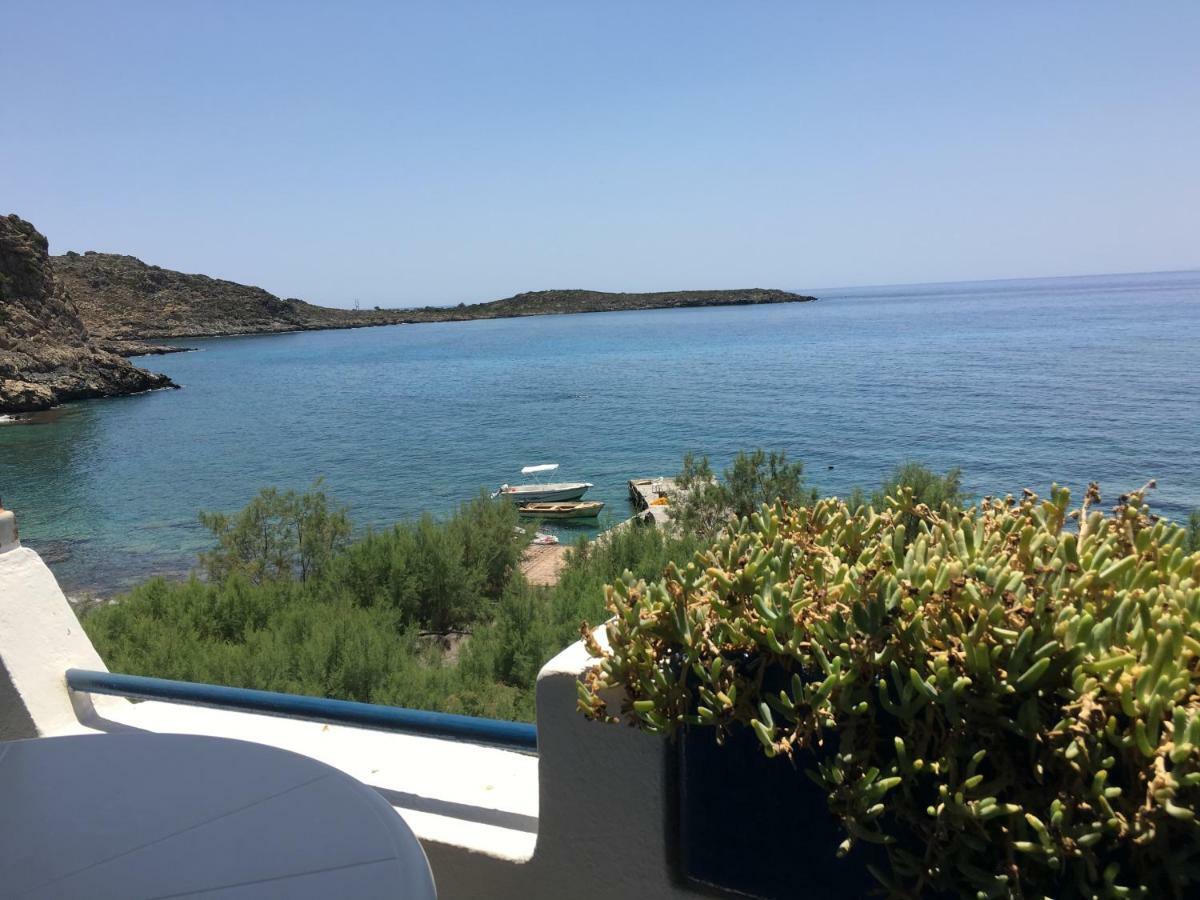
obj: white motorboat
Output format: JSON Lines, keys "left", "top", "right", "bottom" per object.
{"left": 494, "top": 464, "right": 593, "bottom": 504}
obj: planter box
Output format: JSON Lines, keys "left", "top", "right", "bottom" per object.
{"left": 677, "top": 724, "right": 882, "bottom": 899}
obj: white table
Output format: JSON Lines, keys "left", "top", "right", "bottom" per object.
{"left": 0, "top": 732, "right": 436, "bottom": 899}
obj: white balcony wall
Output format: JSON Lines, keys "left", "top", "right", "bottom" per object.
{"left": 0, "top": 516, "right": 698, "bottom": 899}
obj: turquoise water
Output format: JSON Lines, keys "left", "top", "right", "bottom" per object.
{"left": 2, "top": 270, "right": 1198, "bottom": 594}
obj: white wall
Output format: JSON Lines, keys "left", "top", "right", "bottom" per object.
{"left": 0, "top": 524, "right": 701, "bottom": 899}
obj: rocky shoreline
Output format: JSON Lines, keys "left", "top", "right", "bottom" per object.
{"left": 53, "top": 249, "right": 416, "bottom": 352}
{"left": 96, "top": 339, "right": 196, "bottom": 358}
{"left": 0, "top": 215, "right": 177, "bottom": 414}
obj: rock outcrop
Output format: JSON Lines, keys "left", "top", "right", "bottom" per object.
{"left": 0, "top": 215, "right": 175, "bottom": 413}
{"left": 53, "top": 252, "right": 412, "bottom": 343}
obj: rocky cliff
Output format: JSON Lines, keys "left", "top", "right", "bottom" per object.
{"left": 0, "top": 216, "right": 175, "bottom": 413}
{"left": 52, "top": 251, "right": 411, "bottom": 343}
{"left": 52, "top": 251, "right": 815, "bottom": 344}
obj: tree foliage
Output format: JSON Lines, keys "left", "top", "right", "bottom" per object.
{"left": 85, "top": 484, "right": 696, "bottom": 720}
{"left": 846, "top": 461, "right": 968, "bottom": 543}
{"left": 675, "top": 449, "right": 816, "bottom": 536}
{"left": 198, "top": 482, "right": 351, "bottom": 584}
{"left": 871, "top": 460, "right": 966, "bottom": 510}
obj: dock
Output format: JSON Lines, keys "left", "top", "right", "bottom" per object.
{"left": 518, "top": 477, "right": 679, "bottom": 588}
{"left": 627, "top": 477, "right": 677, "bottom": 527}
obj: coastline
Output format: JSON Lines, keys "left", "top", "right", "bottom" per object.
{"left": 95, "top": 291, "right": 818, "bottom": 349}
{"left": 47, "top": 242, "right": 818, "bottom": 356}
{"left": 6, "top": 269, "right": 1199, "bottom": 609}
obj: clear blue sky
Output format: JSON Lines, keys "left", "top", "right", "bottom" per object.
{"left": 4, "top": 2, "right": 1198, "bottom": 307}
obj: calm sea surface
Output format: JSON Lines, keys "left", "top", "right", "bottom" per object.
{"left": 2, "top": 271, "right": 1198, "bottom": 594}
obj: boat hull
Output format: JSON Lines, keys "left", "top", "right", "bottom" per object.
{"left": 500, "top": 482, "right": 592, "bottom": 503}
{"left": 518, "top": 501, "right": 605, "bottom": 519}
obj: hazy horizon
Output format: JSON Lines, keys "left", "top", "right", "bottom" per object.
{"left": 31, "top": 243, "right": 1200, "bottom": 311}
{"left": 5, "top": 2, "right": 1198, "bottom": 307}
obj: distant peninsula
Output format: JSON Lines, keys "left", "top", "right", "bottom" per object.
{"left": 52, "top": 251, "right": 815, "bottom": 352}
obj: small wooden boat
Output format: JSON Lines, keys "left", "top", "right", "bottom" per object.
{"left": 517, "top": 500, "right": 605, "bottom": 519}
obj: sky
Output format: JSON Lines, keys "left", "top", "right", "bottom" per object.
{"left": 3, "top": 2, "right": 1198, "bottom": 308}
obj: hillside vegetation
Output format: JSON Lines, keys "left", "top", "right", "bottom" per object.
{"left": 84, "top": 486, "right": 700, "bottom": 719}
{"left": 84, "top": 454, "right": 963, "bottom": 721}
{"left": 432, "top": 287, "right": 813, "bottom": 319}
{"left": 53, "top": 251, "right": 413, "bottom": 342}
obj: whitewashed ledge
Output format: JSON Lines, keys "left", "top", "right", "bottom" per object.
{"left": 0, "top": 514, "right": 699, "bottom": 899}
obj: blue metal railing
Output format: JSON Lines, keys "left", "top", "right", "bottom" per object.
{"left": 66, "top": 669, "right": 538, "bottom": 753}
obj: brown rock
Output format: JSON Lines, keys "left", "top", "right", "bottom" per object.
{"left": 0, "top": 214, "right": 176, "bottom": 413}
{"left": 52, "top": 251, "right": 414, "bottom": 340}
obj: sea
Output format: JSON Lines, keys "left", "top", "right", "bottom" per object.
{"left": 2, "top": 270, "right": 1197, "bottom": 595}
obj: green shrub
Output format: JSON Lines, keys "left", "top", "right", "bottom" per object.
{"left": 463, "top": 525, "right": 706, "bottom": 719}
{"left": 198, "top": 482, "right": 351, "bottom": 584}
{"left": 847, "top": 462, "right": 967, "bottom": 541}
{"left": 580, "top": 484, "right": 1200, "bottom": 898}
{"left": 873, "top": 461, "right": 967, "bottom": 509}
{"left": 325, "top": 490, "right": 523, "bottom": 633}
{"left": 84, "top": 483, "right": 692, "bottom": 722}
{"left": 675, "top": 449, "right": 816, "bottom": 536}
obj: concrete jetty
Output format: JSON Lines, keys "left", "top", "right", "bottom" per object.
{"left": 627, "top": 477, "right": 677, "bottom": 527}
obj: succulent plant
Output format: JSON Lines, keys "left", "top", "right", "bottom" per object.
{"left": 579, "top": 484, "right": 1200, "bottom": 898}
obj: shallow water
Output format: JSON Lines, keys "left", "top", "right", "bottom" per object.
{"left": 2, "top": 270, "right": 1198, "bottom": 593}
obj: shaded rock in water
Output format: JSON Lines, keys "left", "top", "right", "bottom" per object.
{"left": 93, "top": 338, "right": 196, "bottom": 357}
{"left": 23, "top": 538, "right": 77, "bottom": 565}
{"left": 0, "top": 214, "right": 176, "bottom": 413}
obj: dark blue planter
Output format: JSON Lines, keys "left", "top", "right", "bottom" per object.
{"left": 677, "top": 724, "right": 883, "bottom": 899}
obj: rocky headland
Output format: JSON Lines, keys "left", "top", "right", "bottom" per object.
{"left": 0, "top": 215, "right": 176, "bottom": 414}
{"left": 409, "top": 287, "right": 815, "bottom": 321}
{"left": 53, "top": 250, "right": 413, "bottom": 346}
